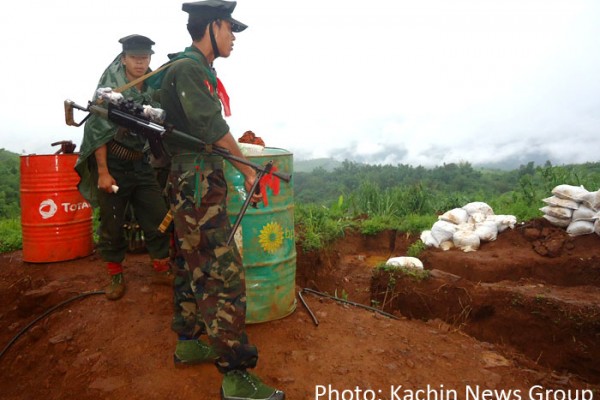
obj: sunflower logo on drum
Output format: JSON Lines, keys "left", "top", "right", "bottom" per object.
{"left": 258, "top": 222, "right": 284, "bottom": 254}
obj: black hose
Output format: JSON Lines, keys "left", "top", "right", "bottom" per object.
{"left": 298, "top": 287, "right": 399, "bottom": 326}
{"left": 0, "top": 290, "right": 105, "bottom": 361}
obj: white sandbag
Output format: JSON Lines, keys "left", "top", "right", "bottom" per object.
{"left": 439, "top": 240, "right": 454, "bottom": 251}
{"left": 474, "top": 220, "right": 499, "bottom": 242}
{"left": 457, "top": 221, "right": 476, "bottom": 231}
{"left": 540, "top": 205, "right": 573, "bottom": 219}
{"left": 467, "top": 212, "right": 487, "bottom": 224}
{"left": 551, "top": 184, "right": 589, "bottom": 202}
{"left": 462, "top": 202, "right": 494, "bottom": 217}
{"left": 420, "top": 230, "right": 439, "bottom": 248}
{"left": 543, "top": 214, "right": 571, "bottom": 228}
{"left": 566, "top": 220, "right": 595, "bottom": 237}
{"left": 438, "top": 208, "right": 469, "bottom": 225}
{"left": 581, "top": 190, "right": 600, "bottom": 211}
{"left": 490, "top": 215, "right": 517, "bottom": 232}
{"left": 386, "top": 256, "right": 424, "bottom": 270}
{"left": 595, "top": 219, "right": 600, "bottom": 236}
{"left": 431, "top": 220, "right": 458, "bottom": 244}
{"left": 542, "top": 196, "right": 580, "bottom": 210}
{"left": 572, "top": 205, "right": 597, "bottom": 221}
{"left": 453, "top": 229, "right": 480, "bottom": 252}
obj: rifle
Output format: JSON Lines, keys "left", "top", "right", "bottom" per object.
{"left": 64, "top": 90, "right": 291, "bottom": 183}
{"left": 65, "top": 89, "right": 167, "bottom": 160}
{"left": 64, "top": 90, "right": 292, "bottom": 243}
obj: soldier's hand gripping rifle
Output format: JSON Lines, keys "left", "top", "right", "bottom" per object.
{"left": 65, "top": 88, "right": 167, "bottom": 159}
{"left": 64, "top": 90, "right": 292, "bottom": 244}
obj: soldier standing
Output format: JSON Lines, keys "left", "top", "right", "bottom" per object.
{"left": 158, "top": 1, "right": 285, "bottom": 399}
{"left": 75, "top": 35, "right": 172, "bottom": 300}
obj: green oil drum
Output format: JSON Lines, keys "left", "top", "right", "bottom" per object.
{"left": 224, "top": 147, "right": 296, "bottom": 324}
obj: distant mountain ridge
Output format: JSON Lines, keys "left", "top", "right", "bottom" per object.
{"left": 293, "top": 152, "right": 560, "bottom": 172}
{"left": 0, "top": 147, "right": 562, "bottom": 174}
{"left": 293, "top": 158, "right": 343, "bottom": 173}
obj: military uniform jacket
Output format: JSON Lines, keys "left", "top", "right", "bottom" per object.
{"left": 74, "top": 54, "right": 157, "bottom": 206}
{"left": 158, "top": 46, "right": 230, "bottom": 158}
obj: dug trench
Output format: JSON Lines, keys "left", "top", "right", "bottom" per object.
{"left": 299, "top": 218, "right": 600, "bottom": 385}
{"left": 1, "top": 217, "right": 600, "bottom": 399}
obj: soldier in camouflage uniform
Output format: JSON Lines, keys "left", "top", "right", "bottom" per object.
{"left": 75, "top": 35, "right": 171, "bottom": 300}
{"left": 157, "top": 1, "right": 285, "bottom": 399}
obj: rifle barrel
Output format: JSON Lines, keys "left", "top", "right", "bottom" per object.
{"left": 88, "top": 104, "right": 291, "bottom": 182}
{"left": 166, "top": 128, "right": 291, "bottom": 183}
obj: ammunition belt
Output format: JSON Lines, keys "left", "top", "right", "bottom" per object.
{"left": 107, "top": 140, "right": 144, "bottom": 161}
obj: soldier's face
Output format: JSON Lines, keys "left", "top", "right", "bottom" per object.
{"left": 122, "top": 54, "right": 151, "bottom": 80}
{"left": 215, "top": 20, "right": 235, "bottom": 58}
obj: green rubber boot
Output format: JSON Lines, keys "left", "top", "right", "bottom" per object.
{"left": 104, "top": 273, "right": 126, "bottom": 301}
{"left": 221, "top": 370, "right": 285, "bottom": 400}
{"left": 173, "top": 339, "right": 217, "bottom": 366}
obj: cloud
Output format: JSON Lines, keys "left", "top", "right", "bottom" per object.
{"left": 1, "top": 0, "right": 599, "bottom": 171}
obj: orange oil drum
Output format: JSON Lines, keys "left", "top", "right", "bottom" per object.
{"left": 20, "top": 154, "right": 93, "bottom": 263}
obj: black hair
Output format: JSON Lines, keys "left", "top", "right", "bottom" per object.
{"left": 187, "top": 18, "right": 223, "bottom": 41}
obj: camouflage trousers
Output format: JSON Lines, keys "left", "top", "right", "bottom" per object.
{"left": 168, "top": 156, "right": 258, "bottom": 373}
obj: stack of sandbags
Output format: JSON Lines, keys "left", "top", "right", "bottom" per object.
{"left": 540, "top": 184, "right": 600, "bottom": 237}
{"left": 420, "top": 202, "right": 517, "bottom": 252}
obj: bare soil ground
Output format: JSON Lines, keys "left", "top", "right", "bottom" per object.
{"left": 1, "top": 218, "right": 599, "bottom": 399}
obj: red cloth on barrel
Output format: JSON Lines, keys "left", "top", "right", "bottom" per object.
{"left": 259, "top": 166, "right": 280, "bottom": 207}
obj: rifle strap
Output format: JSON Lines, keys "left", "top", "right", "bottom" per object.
{"left": 113, "top": 58, "right": 187, "bottom": 94}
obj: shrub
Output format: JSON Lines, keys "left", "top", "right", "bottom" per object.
{"left": 407, "top": 240, "right": 426, "bottom": 258}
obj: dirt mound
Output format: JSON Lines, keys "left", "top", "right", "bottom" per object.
{"left": 1, "top": 218, "right": 599, "bottom": 399}
{"left": 369, "top": 218, "right": 600, "bottom": 384}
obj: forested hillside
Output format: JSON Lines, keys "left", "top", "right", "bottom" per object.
{"left": 0, "top": 149, "right": 20, "bottom": 218}
{"left": 2, "top": 146, "right": 600, "bottom": 221}
{"left": 294, "top": 159, "right": 600, "bottom": 210}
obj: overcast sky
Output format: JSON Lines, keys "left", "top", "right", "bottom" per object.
{"left": 1, "top": 0, "right": 599, "bottom": 168}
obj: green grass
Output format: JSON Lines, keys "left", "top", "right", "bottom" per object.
{"left": 374, "top": 262, "right": 431, "bottom": 281}
{"left": 359, "top": 215, "right": 400, "bottom": 235}
{"left": 397, "top": 214, "right": 438, "bottom": 234}
{"left": 294, "top": 204, "right": 354, "bottom": 252}
{"left": 0, "top": 218, "right": 22, "bottom": 252}
{"left": 4, "top": 161, "right": 596, "bottom": 254}
{"left": 407, "top": 240, "right": 427, "bottom": 258}
{"left": 0, "top": 211, "right": 99, "bottom": 254}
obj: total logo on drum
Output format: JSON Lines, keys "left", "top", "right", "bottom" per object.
{"left": 38, "top": 199, "right": 91, "bottom": 219}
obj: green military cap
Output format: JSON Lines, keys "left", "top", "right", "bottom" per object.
{"left": 182, "top": 0, "right": 248, "bottom": 32}
{"left": 118, "top": 34, "right": 155, "bottom": 55}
